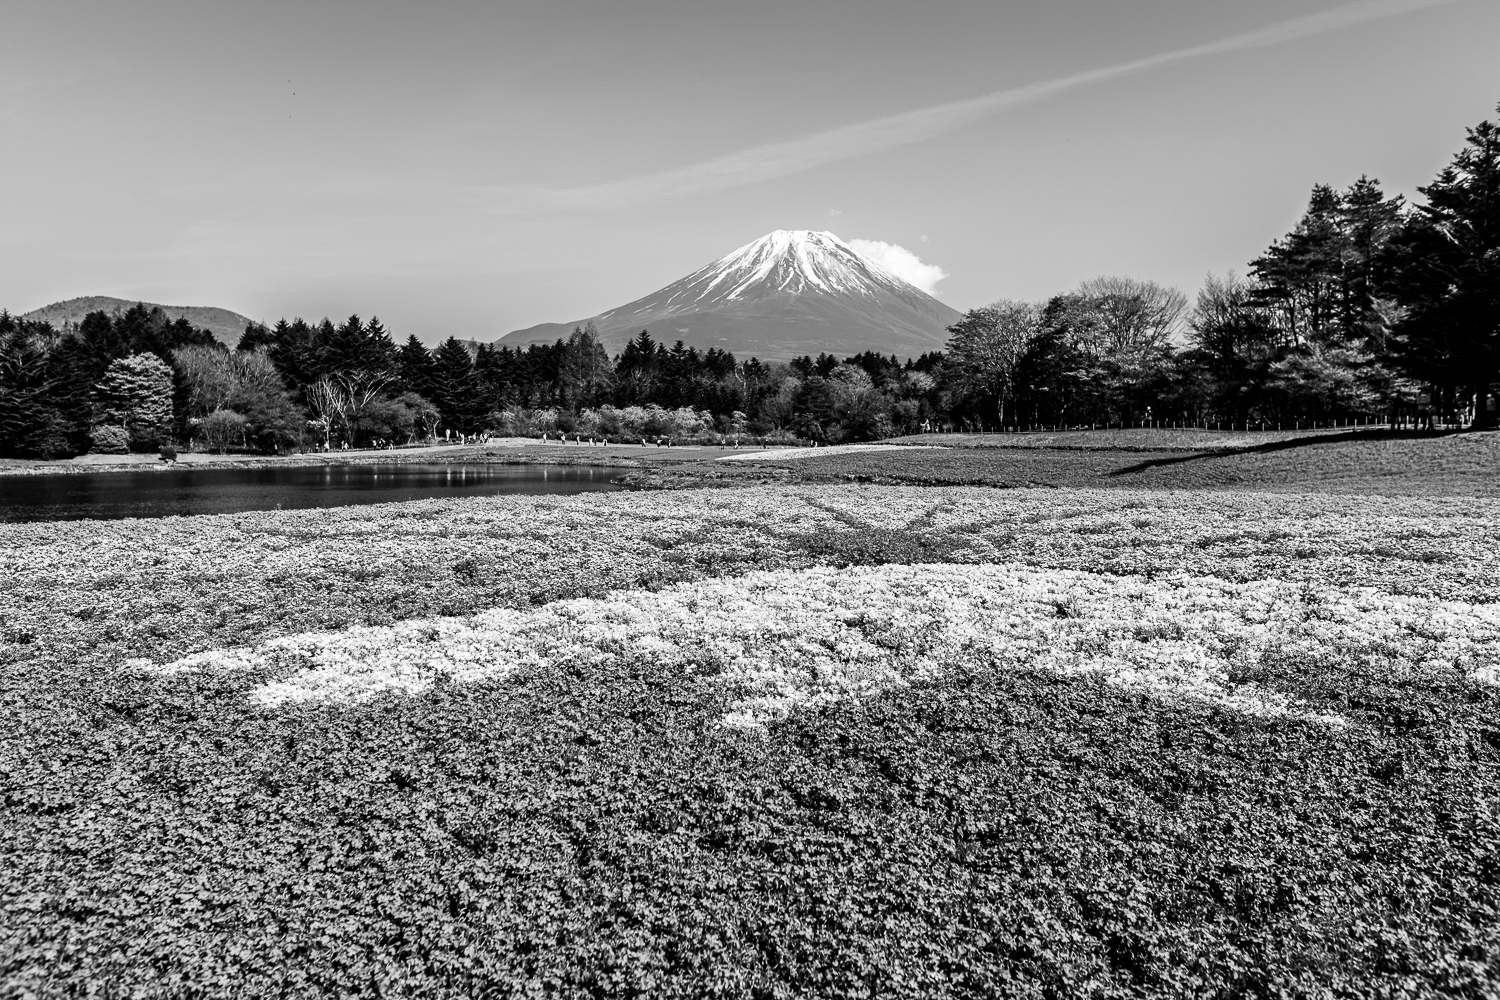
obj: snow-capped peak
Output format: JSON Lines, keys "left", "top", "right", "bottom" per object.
{"left": 500, "top": 227, "right": 964, "bottom": 359}
{"left": 658, "top": 229, "right": 919, "bottom": 307}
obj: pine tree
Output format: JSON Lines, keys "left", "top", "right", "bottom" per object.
{"left": 703, "top": 347, "right": 737, "bottom": 380}
{"left": 77, "top": 310, "right": 128, "bottom": 383}
{"left": 397, "top": 335, "right": 436, "bottom": 398}
{"left": 430, "top": 337, "right": 481, "bottom": 433}
{"left": 323, "top": 314, "right": 398, "bottom": 376}
{"left": 557, "top": 324, "right": 614, "bottom": 410}
{"left": 263, "top": 319, "right": 323, "bottom": 393}
{"left": 1338, "top": 177, "right": 1405, "bottom": 346}
{"left": 1250, "top": 180, "right": 1406, "bottom": 350}
{"left": 1389, "top": 104, "right": 1500, "bottom": 428}
{"left": 44, "top": 334, "right": 96, "bottom": 454}
{"left": 615, "top": 330, "right": 660, "bottom": 404}
{"left": 1250, "top": 185, "right": 1345, "bottom": 346}
{"left": 236, "top": 322, "right": 276, "bottom": 353}
{"left": 112, "top": 303, "right": 216, "bottom": 359}
{"left": 1012, "top": 322, "right": 1088, "bottom": 427}
{"left": 0, "top": 314, "right": 74, "bottom": 457}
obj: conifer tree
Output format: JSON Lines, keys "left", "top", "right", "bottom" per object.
{"left": 557, "top": 324, "right": 614, "bottom": 409}
{"left": 1389, "top": 103, "right": 1500, "bottom": 428}
{"left": 0, "top": 314, "right": 73, "bottom": 457}
{"left": 235, "top": 322, "right": 276, "bottom": 353}
{"left": 614, "top": 330, "right": 660, "bottom": 404}
{"left": 262, "top": 319, "right": 323, "bottom": 393}
{"left": 430, "top": 337, "right": 481, "bottom": 433}
{"left": 397, "top": 334, "right": 436, "bottom": 398}
{"left": 1250, "top": 178, "right": 1405, "bottom": 349}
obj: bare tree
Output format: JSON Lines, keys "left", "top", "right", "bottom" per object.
{"left": 174, "top": 347, "right": 293, "bottom": 420}
{"left": 342, "top": 370, "right": 394, "bottom": 421}
{"left": 305, "top": 371, "right": 393, "bottom": 448}
{"left": 1071, "top": 276, "right": 1188, "bottom": 361}
{"left": 945, "top": 300, "right": 1042, "bottom": 426}
{"left": 304, "top": 379, "right": 347, "bottom": 450}
{"left": 172, "top": 346, "right": 237, "bottom": 418}
{"left": 1189, "top": 272, "right": 1273, "bottom": 361}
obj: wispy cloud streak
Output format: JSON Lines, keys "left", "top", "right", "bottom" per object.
{"left": 513, "top": 0, "right": 1467, "bottom": 210}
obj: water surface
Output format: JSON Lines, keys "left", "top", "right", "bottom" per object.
{"left": 0, "top": 463, "right": 622, "bottom": 522}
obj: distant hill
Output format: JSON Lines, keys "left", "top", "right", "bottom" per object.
{"left": 21, "top": 296, "right": 258, "bottom": 347}
{"left": 497, "top": 230, "right": 962, "bottom": 361}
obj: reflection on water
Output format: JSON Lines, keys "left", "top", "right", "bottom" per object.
{"left": 0, "top": 463, "right": 622, "bottom": 522}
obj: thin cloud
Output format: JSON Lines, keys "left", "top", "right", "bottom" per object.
{"left": 508, "top": 0, "right": 1467, "bottom": 211}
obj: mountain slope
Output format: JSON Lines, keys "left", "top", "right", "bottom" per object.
{"left": 21, "top": 296, "right": 256, "bottom": 347}
{"left": 499, "top": 230, "right": 962, "bottom": 360}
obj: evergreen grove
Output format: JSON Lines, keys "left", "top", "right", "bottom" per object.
{"left": 2, "top": 103, "right": 1496, "bottom": 459}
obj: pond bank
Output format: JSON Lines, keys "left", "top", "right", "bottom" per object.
{"left": 0, "top": 439, "right": 781, "bottom": 477}
{"left": 0, "top": 462, "right": 628, "bottom": 522}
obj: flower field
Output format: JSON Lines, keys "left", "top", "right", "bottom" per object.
{"left": 3, "top": 484, "right": 1499, "bottom": 997}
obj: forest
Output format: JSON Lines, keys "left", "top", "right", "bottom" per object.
{"left": 1, "top": 103, "right": 1495, "bottom": 458}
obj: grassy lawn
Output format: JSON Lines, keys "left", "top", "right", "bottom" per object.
{"left": 3, "top": 458, "right": 1499, "bottom": 995}
{"left": 893, "top": 426, "right": 1373, "bottom": 452}
{"left": 629, "top": 430, "right": 1500, "bottom": 497}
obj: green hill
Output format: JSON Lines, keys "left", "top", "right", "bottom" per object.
{"left": 21, "top": 296, "right": 258, "bottom": 347}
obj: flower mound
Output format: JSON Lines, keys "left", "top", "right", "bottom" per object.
{"left": 146, "top": 562, "right": 1499, "bottom": 725}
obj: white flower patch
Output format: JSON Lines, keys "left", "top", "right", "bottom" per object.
{"left": 716, "top": 444, "right": 945, "bottom": 462}
{"left": 135, "top": 562, "right": 1500, "bottom": 726}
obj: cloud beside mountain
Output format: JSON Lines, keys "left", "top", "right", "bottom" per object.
{"left": 846, "top": 240, "right": 949, "bottom": 295}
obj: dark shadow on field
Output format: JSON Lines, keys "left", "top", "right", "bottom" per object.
{"left": 1105, "top": 428, "right": 1458, "bottom": 477}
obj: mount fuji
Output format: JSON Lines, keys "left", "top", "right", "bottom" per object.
{"left": 497, "top": 230, "right": 962, "bottom": 360}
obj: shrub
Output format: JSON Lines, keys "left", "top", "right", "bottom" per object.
{"left": 30, "top": 410, "right": 83, "bottom": 459}
{"left": 88, "top": 424, "right": 131, "bottom": 454}
{"left": 757, "top": 427, "right": 803, "bottom": 445}
{"left": 34, "top": 429, "right": 79, "bottom": 459}
{"left": 198, "top": 408, "right": 249, "bottom": 453}
{"left": 487, "top": 406, "right": 560, "bottom": 437}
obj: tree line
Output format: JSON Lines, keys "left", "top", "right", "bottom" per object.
{"left": 947, "top": 105, "right": 1499, "bottom": 433}
{"left": 1, "top": 103, "right": 1495, "bottom": 458}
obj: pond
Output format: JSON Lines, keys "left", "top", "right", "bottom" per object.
{"left": 0, "top": 463, "right": 624, "bottom": 522}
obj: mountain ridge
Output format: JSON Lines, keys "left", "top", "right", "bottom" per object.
{"left": 498, "top": 230, "right": 961, "bottom": 360}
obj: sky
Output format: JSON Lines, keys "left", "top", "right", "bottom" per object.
{"left": 2, "top": 0, "right": 1497, "bottom": 344}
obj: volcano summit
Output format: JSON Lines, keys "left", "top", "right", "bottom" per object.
{"left": 498, "top": 230, "right": 962, "bottom": 360}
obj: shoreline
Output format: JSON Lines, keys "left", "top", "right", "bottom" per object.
{"left": 0, "top": 439, "right": 782, "bottom": 477}
{"left": 2, "top": 426, "right": 1476, "bottom": 479}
